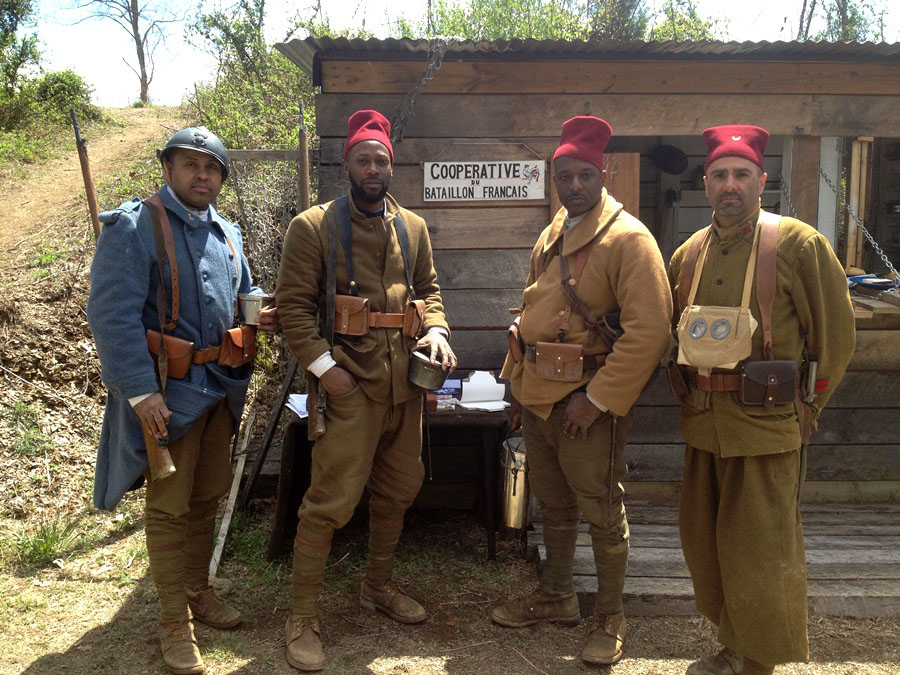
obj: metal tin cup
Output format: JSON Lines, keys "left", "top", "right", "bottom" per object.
{"left": 408, "top": 349, "right": 449, "bottom": 391}
{"left": 238, "top": 294, "right": 275, "bottom": 325}
{"left": 501, "top": 437, "right": 529, "bottom": 530}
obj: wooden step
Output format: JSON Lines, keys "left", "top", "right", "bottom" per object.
{"left": 528, "top": 501, "right": 900, "bottom": 619}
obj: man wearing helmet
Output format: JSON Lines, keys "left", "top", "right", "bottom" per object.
{"left": 87, "top": 127, "right": 278, "bottom": 674}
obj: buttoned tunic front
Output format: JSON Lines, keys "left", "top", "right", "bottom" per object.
{"left": 668, "top": 212, "right": 856, "bottom": 456}
{"left": 277, "top": 192, "right": 448, "bottom": 405}
{"left": 501, "top": 189, "right": 672, "bottom": 418}
{"left": 87, "top": 187, "right": 260, "bottom": 511}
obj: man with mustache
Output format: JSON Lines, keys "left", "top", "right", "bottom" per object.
{"left": 493, "top": 116, "right": 672, "bottom": 665}
{"left": 88, "top": 126, "right": 279, "bottom": 674}
{"left": 668, "top": 125, "right": 855, "bottom": 674}
{"left": 276, "top": 109, "right": 454, "bottom": 671}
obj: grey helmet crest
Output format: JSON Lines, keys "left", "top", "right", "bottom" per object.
{"left": 159, "top": 126, "right": 229, "bottom": 180}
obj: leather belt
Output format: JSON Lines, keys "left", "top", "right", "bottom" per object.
{"left": 689, "top": 372, "right": 741, "bottom": 392}
{"left": 368, "top": 312, "right": 405, "bottom": 329}
{"left": 192, "top": 346, "right": 221, "bottom": 364}
{"left": 523, "top": 343, "right": 606, "bottom": 370}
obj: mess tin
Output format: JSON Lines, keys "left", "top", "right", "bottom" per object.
{"left": 408, "top": 349, "right": 449, "bottom": 390}
{"left": 238, "top": 294, "right": 275, "bottom": 325}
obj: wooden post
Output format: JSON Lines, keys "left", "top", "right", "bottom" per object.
{"left": 788, "top": 136, "right": 821, "bottom": 227}
{"left": 299, "top": 100, "right": 311, "bottom": 211}
{"left": 855, "top": 137, "right": 875, "bottom": 266}
{"left": 70, "top": 108, "right": 102, "bottom": 239}
{"left": 847, "top": 139, "right": 862, "bottom": 269}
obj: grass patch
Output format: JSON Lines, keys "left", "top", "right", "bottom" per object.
{"left": 220, "top": 510, "right": 283, "bottom": 594}
{"left": 1, "top": 518, "right": 79, "bottom": 570}
{"left": 1, "top": 401, "right": 52, "bottom": 457}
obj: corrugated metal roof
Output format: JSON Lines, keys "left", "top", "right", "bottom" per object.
{"left": 276, "top": 36, "right": 900, "bottom": 77}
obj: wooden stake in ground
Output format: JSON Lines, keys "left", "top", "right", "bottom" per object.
{"left": 209, "top": 412, "right": 255, "bottom": 578}
{"left": 69, "top": 108, "right": 102, "bottom": 239}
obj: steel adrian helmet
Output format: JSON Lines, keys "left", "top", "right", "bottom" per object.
{"left": 160, "top": 127, "right": 229, "bottom": 180}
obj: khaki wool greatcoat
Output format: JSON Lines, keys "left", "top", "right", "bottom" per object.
{"left": 501, "top": 189, "right": 672, "bottom": 417}
{"left": 277, "top": 192, "right": 449, "bottom": 405}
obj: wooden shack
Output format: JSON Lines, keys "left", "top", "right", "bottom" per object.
{"left": 274, "top": 38, "right": 900, "bottom": 616}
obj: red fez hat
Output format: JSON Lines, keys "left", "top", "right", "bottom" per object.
{"left": 703, "top": 125, "right": 769, "bottom": 172}
{"left": 552, "top": 116, "right": 613, "bottom": 171}
{"left": 344, "top": 110, "right": 393, "bottom": 161}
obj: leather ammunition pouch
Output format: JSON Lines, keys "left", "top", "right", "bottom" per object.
{"left": 534, "top": 342, "right": 584, "bottom": 382}
{"left": 403, "top": 299, "right": 426, "bottom": 338}
{"left": 739, "top": 359, "right": 799, "bottom": 408}
{"left": 335, "top": 294, "right": 370, "bottom": 335}
{"left": 217, "top": 324, "right": 257, "bottom": 368}
{"left": 146, "top": 329, "right": 194, "bottom": 380}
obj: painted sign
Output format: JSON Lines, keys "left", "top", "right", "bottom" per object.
{"left": 423, "top": 160, "right": 546, "bottom": 201}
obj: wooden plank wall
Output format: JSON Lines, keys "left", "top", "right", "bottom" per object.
{"left": 315, "top": 55, "right": 899, "bottom": 502}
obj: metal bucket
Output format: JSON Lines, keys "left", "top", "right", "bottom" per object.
{"left": 408, "top": 349, "right": 449, "bottom": 391}
{"left": 501, "top": 437, "right": 529, "bottom": 530}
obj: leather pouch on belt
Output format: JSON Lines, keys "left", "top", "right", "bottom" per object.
{"left": 334, "top": 294, "right": 370, "bottom": 336}
{"left": 740, "top": 360, "right": 798, "bottom": 408}
{"left": 218, "top": 325, "right": 257, "bottom": 368}
{"left": 402, "top": 299, "right": 426, "bottom": 338}
{"left": 535, "top": 341, "right": 583, "bottom": 382}
{"left": 146, "top": 329, "right": 194, "bottom": 379}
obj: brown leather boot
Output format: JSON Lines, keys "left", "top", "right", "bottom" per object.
{"left": 490, "top": 588, "right": 581, "bottom": 628}
{"left": 581, "top": 611, "right": 626, "bottom": 665}
{"left": 360, "top": 578, "right": 427, "bottom": 624}
{"left": 159, "top": 620, "right": 204, "bottom": 675}
{"left": 285, "top": 615, "right": 326, "bottom": 671}
{"left": 186, "top": 587, "right": 242, "bottom": 629}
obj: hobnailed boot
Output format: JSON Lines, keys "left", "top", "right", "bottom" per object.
{"left": 159, "top": 620, "right": 204, "bottom": 675}
{"left": 285, "top": 615, "right": 326, "bottom": 671}
{"left": 186, "top": 587, "right": 242, "bottom": 629}
{"left": 581, "top": 611, "right": 626, "bottom": 665}
{"left": 490, "top": 588, "right": 581, "bottom": 628}
{"left": 360, "top": 578, "right": 427, "bottom": 624}
{"left": 686, "top": 648, "right": 774, "bottom": 675}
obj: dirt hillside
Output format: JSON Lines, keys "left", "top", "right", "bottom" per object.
{"left": 0, "top": 107, "right": 182, "bottom": 258}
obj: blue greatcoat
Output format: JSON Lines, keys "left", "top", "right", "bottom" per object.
{"left": 87, "top": 186, "right": 261, "bottom": 511}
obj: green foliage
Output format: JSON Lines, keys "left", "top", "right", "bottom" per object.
{"left": 414, "top": 0, "right": 648, "bottom": 40}
{"left": 0, "top": 0, "right": 39, "bottom": 95}
{"left": 1, "top": 518, "right": 79, "bottom": 570}
{"left": 2, "top": 401, "right": 52, "bottom": 457}
{"left": 31, "top": 69, "right": 101, "bottom": 125}
{"left": 649, "top": 0, "right": 718, "bottom": 40}
{"left": 797, "top": 0, "right": 884, "bottom": 41}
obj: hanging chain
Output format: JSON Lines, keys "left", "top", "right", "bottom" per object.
{"left": 390, "top": 37, "right": 455, "bottom": 146}
{"left": 780, "top": 166, "right": 899, "bottom": 293}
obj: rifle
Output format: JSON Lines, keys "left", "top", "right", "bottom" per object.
{"left": 69, "top": 108, "right": 102, "bottom": 239}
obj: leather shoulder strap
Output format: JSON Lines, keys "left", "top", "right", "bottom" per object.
{"left": 393, "top": 211, "right": 416, "bottom": 300}
{"left": 144, "top": 194, "right": 178, "bottom": 331}
{"left": 675, "top": 226, "right": 711, "bottom": 315}
{"left": 755, "top": 211, "right": 781, "bottom": 360}
{"left": 323, "top": 202, "right": 338, "bottom": 347}
{"left": 333, "top": 194, "right": 357, "bottom": 296}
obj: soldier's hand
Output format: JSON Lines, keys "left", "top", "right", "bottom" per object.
{"left": 416, "top": 332, "right": 457, "bottom": 372}
{"left": 562, "top": 392, "right": 603, "bottom": 440}
{"left": 134, "top": 393, "right": 172, "bottom": 438}
{"left": 320, "top": 366, "right": 357, "bottom": 397}
{"left": 256, "top": 305, "right": 280, "bottom": 333}
{"left": 508, "top": 396, "right": 523, "bottom": 432}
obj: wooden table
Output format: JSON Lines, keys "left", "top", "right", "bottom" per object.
{"left": 266, "top": 407, "right": 510, "bottom": 561}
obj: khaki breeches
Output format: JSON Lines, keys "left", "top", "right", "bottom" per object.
{"left": 679, "top": 445, "right": 809, "bottom": 666}
{"left": 298, "top": 387, "right": 425, "bottom": 536}
{"left": 522, "top": 401, "right": 633, "bottom": 613}
{"left": 145, "top": 399, "right": 234, "bottom": 622}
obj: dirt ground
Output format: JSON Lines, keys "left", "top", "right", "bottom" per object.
{"left": 0, "top": 108, "right": 898, "bottom": 675}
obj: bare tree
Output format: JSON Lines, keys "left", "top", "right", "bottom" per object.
{"left": 72, "top": 0, "right": 182, "bottom": 104}
{"left": 797, "top": 0, "right": 818, "bottom": 39}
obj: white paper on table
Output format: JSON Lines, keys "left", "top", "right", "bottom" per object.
{"left": 286, "top": 393, "right": 309, "bottom": 418}
{"left": 457, "top": 371, "right": 509, "bottom": 412}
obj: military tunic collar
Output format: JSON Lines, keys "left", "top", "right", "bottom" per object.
{"left": 542, "top": 188, "right": 623, "bottom": 257}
